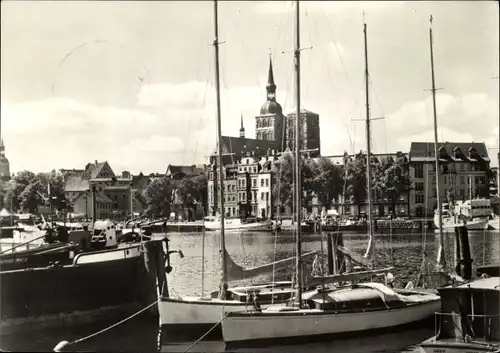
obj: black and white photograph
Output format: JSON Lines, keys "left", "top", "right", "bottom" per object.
{"left": 0, "top": 1, "right": 499, "bottom": 352}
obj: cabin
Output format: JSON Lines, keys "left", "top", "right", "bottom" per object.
{"left": 436, "top": 277, "right": 500, "bottom": 343}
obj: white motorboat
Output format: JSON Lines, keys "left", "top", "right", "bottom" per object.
{"left": 434, "top": 199, "right": 491, "bottom": 231}
{"left": 203, "top": 216, "right": 273, "bottom": 232}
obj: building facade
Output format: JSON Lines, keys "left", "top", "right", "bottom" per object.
{"left": 208, "top": 153, "right": 278, "bottom": 218}
{"left": 408, "top": 142, "right": 491, "bottom": 217}
{"left": 285, "top": 108, "right": 321, "bottom": 157}
{"left": 64, "top": 161, "right": 144, "bottom": 220}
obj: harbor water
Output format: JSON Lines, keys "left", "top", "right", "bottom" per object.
{"left": 1, "top": 229, "right": 499, "bottom": 352}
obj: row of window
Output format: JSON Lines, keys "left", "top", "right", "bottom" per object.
{"left": 256, "top": 118, "right": 274, "bottom": 128}
{"left": 256, "top": 131, "right": 274, "bottom": 141}
{"left": 414, "top": 163, "right": 484, "bottom": 179}
{"left": 237, "top": 178, "right": 270, "bottom": 188}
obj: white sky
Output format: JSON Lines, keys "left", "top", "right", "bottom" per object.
{"left": 1, "top": 1, "right": 499, "bottom": 174}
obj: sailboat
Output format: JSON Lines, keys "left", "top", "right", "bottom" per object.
{"left": 221, "top": 3, "right": 441, "bottom": 345}
{"left": 157, "top": 1, "right": 318, "bottom": 347}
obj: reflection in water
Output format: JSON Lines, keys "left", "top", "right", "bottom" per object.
{"left": 1, "top": 229, "right": 498, "bottom": 353}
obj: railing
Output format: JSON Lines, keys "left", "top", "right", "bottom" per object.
{"left": 434, "top": 311, "right": 500, "bottom": 342}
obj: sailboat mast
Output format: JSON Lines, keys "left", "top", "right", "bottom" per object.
{"left": 429, "top": 15, "right": 446, "bottom": 269}
{"left": 294, "top": 0, "right": 303, "bottom": 308}
{"left": 213, "top": 0, "right": 227, "bottom": 296}
{"left": 363, "top": 21, "right": 375, "bottom": 263}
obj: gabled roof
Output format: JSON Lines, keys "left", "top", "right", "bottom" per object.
{"left": 220, "top": 136, "right": 281, "bottom": 157}
{"left": 409, "top": 142, "right": 490, "bottom": 163}
{"left": 84, "top": 161, "right": 115, "bottom": 179}
{"left": 65, "top": 176, "right": 90, "bottom": 192}
{"left": 166, "top": 164, "right": 204, "bottom": 178}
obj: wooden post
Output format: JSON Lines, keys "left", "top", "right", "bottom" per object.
{"left": 326, "top": 233, "right": 334, "bottom": 275}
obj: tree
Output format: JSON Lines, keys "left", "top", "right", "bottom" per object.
{"left": 345, "top": 157, "right": 367, "bottom": 215}
{"left": 272, "top": 152, "right": 318, "bottom": 215}
{"left": 192, "top": 174, "right": 208, "bottom": 214}
{"left": 374, "top": 159, "right": 411, "bottom": 215}
{"left": 36, "top": 172, "right": 71, "bottom": 212}
{"left": 176, "top": 179, "right": 198, "bottom": 221}
{"left": 142, "top": 177, "right": 174, "bottom": 218}
{"left": 273, "top": 151, "right": 294, "bottom": 211}
{"left": 311, "top": 158, "right": 344, "bottom": 210}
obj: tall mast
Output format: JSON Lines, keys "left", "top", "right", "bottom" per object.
{"left": 293, "top": 0, "right": 303, "bottom": 308}
{"left": 429, "top": 15, "right": 446, "bottom": 269}
{"left": 213, "top": 0, "right": 227, "bottom": 298}
{"left": 494, "top": 76, "right": 500, "bottom": 207}
{"left": 362, "top": 20, "right": 375, "bottom": 264}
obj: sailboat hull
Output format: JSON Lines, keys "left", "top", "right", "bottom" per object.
{"left": 221, "top": 294, "right": 440, "bottom": 344}
{"left": 158, "top": 297, "right": 249, "bottom": 341}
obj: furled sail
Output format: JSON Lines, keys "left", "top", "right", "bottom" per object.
{"left": 309, "top": 267, "right": 394, "bottom": 287}
{"left": 225, "top": 249, "right": 318, "bottom": 282}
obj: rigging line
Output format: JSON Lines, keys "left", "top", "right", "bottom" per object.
{"left": 323, "top": 10, "right": 355, "bottom": 94}
{"left": 193, "top": 50, "right": 214, "bottom": 164}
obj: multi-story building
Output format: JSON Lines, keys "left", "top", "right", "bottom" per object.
{"left": 65, "top": 161, "right": 138, "bottom": 220}
{"left": 208, "top": 153, "right": 278, "bottom": 218}
{"left": 408, "top": 142, "right": 491, "bottom": 217}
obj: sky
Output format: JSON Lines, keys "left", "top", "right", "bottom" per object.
{"left": 1, "top": 1, "right": 499, "bottom": 174}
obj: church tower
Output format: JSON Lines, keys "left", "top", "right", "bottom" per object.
{"left": 239, "top": 113, "right": 245, "bottom": 138}
{"left": 255, "top": 55, "right": 285, "bottom": 151}
{"left": 0, "top": 116, "right": 10, "bottom": 181}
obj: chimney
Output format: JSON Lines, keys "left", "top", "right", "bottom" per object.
{"left": 95, "top": 160, "right": 98, "bottom": 165}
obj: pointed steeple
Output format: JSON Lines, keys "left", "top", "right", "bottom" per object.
{"left": 266, "top": 54, "right": 277, "bottom": 102}
{"left": 239, "top": 113, "right": 245, "bottom": 138}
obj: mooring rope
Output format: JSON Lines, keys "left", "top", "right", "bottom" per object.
{"left": 53, "top": 299, "right": 160, "bottom": 351}
{"left": 182, "top": 312, "right": 229, "bottom": 353}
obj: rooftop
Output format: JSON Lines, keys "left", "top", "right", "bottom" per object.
{"left": 440, "top": 277, "right": 500, "bottom": 293}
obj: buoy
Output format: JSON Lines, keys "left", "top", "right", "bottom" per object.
{"left": 53, "top": 341, "right": 70, "bottom": 352}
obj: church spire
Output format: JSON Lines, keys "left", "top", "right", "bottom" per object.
{"left": 266, "top": 54, "right": 277, "bottom": 102}
{"left": 239, "top": 113, "right": 245, "bottom": 138}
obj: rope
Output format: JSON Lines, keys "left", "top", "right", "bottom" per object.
{"left": 182, "top": 312, "right": 229, "bottom": 353}
{"left": 56, "top": 299, "right": 160, "bottom": 349}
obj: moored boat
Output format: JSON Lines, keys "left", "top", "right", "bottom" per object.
{"left": 0, "top": 229, "right": 167, "bottom": 335}
{"left": 221, "top": 283, "right": 441, "bottom": 345}
{"left": 203, "top": 216, "right": 273, "bottom": 232}
{"left": 419, "top": 276, "right": 500, "bottom": 353}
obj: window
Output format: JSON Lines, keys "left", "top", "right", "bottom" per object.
{"left": 253, "top": 179, "right": 257, "bottom": 187}
{"left": 415, "top": 182, "right": 424, "bottom": 191}
{"left": 261, "top": 192, "right": 265, "bottom": 200}
{"left": 414, "top": 164, "right": 423, "bottom": 179}
{"left": 261, "top": 179, "right": 264, "bottom": 187}
{"left": 415, "top": 194, "right": 424, "bottom": 204}
{"left": 266, "top": 192, "right": 269, "bottom": 201}
{"left": 265, "top": 179, "right": 269, "bottom": 187}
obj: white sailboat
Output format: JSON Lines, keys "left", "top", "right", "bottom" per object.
{"left": 157, "top": 1, "right": 318, "bottom": 346}
{"left": 221, "top": 3, "right": 440, "bottom": 346}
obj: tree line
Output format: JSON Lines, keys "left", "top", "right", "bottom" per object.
{"left": 273, "top": 152, "right": 411, "bottom": 215}
{"left": 0, "top": 171, "right": 69, "bottom": 214}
